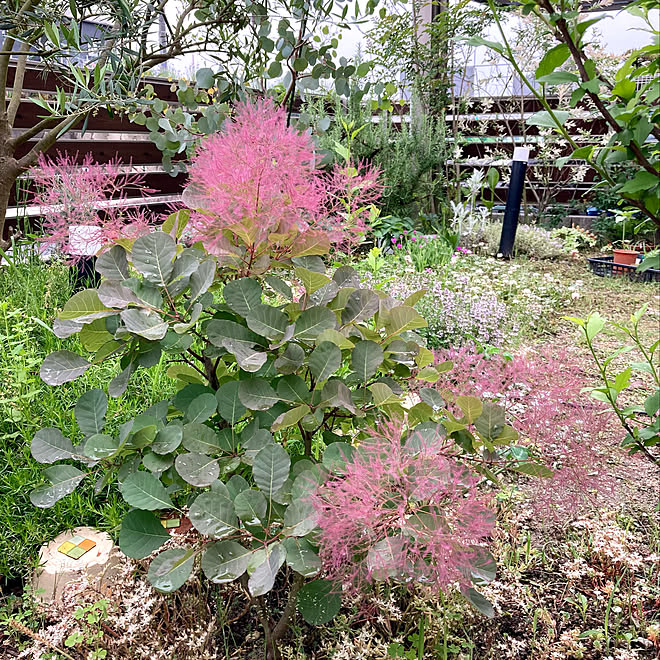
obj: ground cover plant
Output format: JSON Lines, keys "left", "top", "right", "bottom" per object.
{"left": 359, "top": 251, "right": 582, "bottom": 350}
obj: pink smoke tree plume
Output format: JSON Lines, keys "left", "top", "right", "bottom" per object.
{"left": 311, "top": 423, "right": 496, "bottom": 595}
{"left": 429, "top": 345, "right": 615, "bottom": 516}
{"left": 31, "top": 153, "right": 153, "bottom": 261}
{"left": 183, "top": 98, "right": 382, "bottom": 269}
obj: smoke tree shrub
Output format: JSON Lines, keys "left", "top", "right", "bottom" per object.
{"left": 431, "top": 345, "right": 615, "bottom": 514}
{"left": 31, "top": 153, "right": 154, "bottom": 260}
{"left": 311, "top": 423, "right": 496, "bottom": 600}
{"left": 29, "top": 101, "right": 557, "bottom": 655}
{"left": 185, "top": 99, "right": 382, "bottom": 263}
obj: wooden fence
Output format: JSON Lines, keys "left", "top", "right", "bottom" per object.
{"left": 4, "top": 63, "right": 611, "bottom": 241}
{"left": 4, "top": 64, "right": 185, "bottom": 240}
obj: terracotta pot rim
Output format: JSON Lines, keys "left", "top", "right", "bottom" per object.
{"left": 613, "top": 249, "right": 640, "bottom": 255}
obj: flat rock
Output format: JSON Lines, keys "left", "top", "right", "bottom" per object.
{"left": 32, "top": 526, "right": 122, "bottom": 603}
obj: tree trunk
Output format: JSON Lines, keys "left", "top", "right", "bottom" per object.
{"left": 0, "top": 115, "right": 20, "bottom": 247}
{"left": 0, "top": 172, "right": 14, "bottom": 248}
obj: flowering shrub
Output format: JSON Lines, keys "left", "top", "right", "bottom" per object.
{"left": 432, "top": 345, "right": 615, "bottom": 514}
{"left": 482, "top": 223, "right": 564, "bottom": 259}
{"left": 312, "top": 423, "right": 495, "bottom": 591}
{"left": 186, "top": 99, "right": 382, "bottom": 262}
{"left": 27, "top": 101, "right": 563, "bottom": 656}
{"left": 31, "top": 153, "right": 154, "bottom": 260}
{"left": 551, "top": 225, "right": 598, "bottom": 253}
{"left": 420, "top": 284, "right": 509, "bottom": 348}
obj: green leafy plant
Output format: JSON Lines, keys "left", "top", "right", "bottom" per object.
{"left": 566, "top": 306, "right": 659, "bottom": 466}
{"left": 407, "top": 233, "right": 456, "bottom": 272}
{"left": 28, "top": 106, "right": 558, "bottom": 658}
{"left": 551, "top": 225, "right": 598, "bottom": 253}
{"left": 65, "top": 600, "right": 109, "bottom": 660}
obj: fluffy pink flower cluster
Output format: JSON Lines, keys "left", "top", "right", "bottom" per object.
{"left": 311, "top": 424, "right": 495, "bottom": 593}
{"left": 186, "top": 99, "right": 382, "bottom": 256}
{"left": 31, "top": 153, "right": 153, "bottom": 260}
{"left": 431, "top": 345, "right": 615, "bottom": 516}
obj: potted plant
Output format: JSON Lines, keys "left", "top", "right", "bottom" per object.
{"left": 611, "top": 209, "right": 640, "bottom": 266}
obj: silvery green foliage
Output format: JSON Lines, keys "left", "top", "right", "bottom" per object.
{"left": 31, "top": 213, "right": 544, "bottom": 627}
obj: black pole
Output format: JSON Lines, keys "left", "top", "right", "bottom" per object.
{"left": 498, "top": 147, "right": 529, "bottom": 258}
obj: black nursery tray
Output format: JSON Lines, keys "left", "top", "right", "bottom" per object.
{"left": 587, "top": 256, "right": 660, "bottom": 282}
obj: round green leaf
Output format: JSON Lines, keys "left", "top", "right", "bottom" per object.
{"left": 271, "top": 404, "right": 311, "bottom": 432}
{"left": 31, "top": 428, "right": 74, "bottom": 464}
{"left": 274, "top": 343, "right": 305, "bottom": 374}
{"left": 384, "top": 305, "right": 427, "bottom": 336}
{"left": 189, "top": 491, "right": 238, "bottom": 538}
{"left": 207, "top": 319, "right": 263, "bottom": 348}
{"left": 202, "top": 541, "right": 251, "bottom": 583}
{"left": 59, "top": 289, "right": 113, "bottom": 322}
{"left": 142, "top": 450, "right": 174, "bottom": 473}
{"left": 246, "top": 304, "right": 289, "bottom": 339}
{"left": 283, "top": 499, "right": 318, "bottom": 537}
{"left": 341, "top": 289, "right": 379, "bottom": 325}
{"left": 234, "top": 489, "right": 268, "bottom": 525}
{"left": 253, "top": 444, "right": 291, "bottom": 498}
{"left": 283, "top": 538, "right": 321, "bottom": 577}
{"left": 276, "top": 374, "right": 310, "bottom": 404}
{"left": 175, "top": 452, "right": 219, "bottom": 487}
{"left": 131, "top": 232, "right": 177, "bottom": 285}
{"left": 182, "top": 422, "right": 223, "bottom": 454}
{"left": 227, "top": 474, "right": 250, "bottom": 500}
{"left": 238, "top": 378, "right": 280, "bottom": 411}
{"left": 267, "top": 61, "right": 282, "bottom": 78}
{"left": 309, "top": 341, "right": 342, "bottom": 384}
{"left": 247, "top": 543, "right": 286, "bottom": 596}
{"left": 196, "top": 67, "right": 215, "bottom": 88}
{"left": 120, "top": 308, "right": 168, "bottom": 341}
{"left": 119, "top": 509, "right": 170, "bottom": 559}
{"left": 351, "top": 340, "right": 384, "bottom": 381}
{"left": 456, "top": 396, "right": 483, "bottom": 424}
{"left": 95, "top": 245, "right": 128, "bottom": 280}
{"left": 419, "top": 388, "right": 444, "bottom": 410}
{"left": 147, "top": 548, "right": 195, "bottom": 592}
{"left": 75, "top": 389, "right": 108, "bottom": 436}
{"left": 152, "top": 422, "right": 183, "bottom": 455}
{"left": 294, "top": 306, "right": 337, "bottom": 340}
{"left": 29, "top": 465, "right": 86, "bottom": 508}
{"left": 120, "top": 472, "right": 172, "bottom": 510}
{"left": 322, "top": 442, "right": 354, "bottom": 474}
{"left": 223, "top": 278, "right": 262, "bottom": 317}
{"left": 40, "top": 350, "right": 91, "bottom": 385}
{"left": 185, "top": 393, "right": 218, "bottom": 424}
{"left": 216, "top": 381, "right": 247, "bottom": 424}
{"left": 83, "top": 433, "right": 119, "bottom": 460}
{"left": 297, "top": 579, "right": 341, "bottom": 625}
{"left": 97, "top": 281, "right": 141, "bottom": 308}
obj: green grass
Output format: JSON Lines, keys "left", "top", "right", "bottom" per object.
{"left": 0, "top": 254, "right": 174, "bottom": 582}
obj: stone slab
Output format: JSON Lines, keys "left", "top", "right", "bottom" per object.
{"left": 32, "top": 526, "right": 122, "bottom": 604}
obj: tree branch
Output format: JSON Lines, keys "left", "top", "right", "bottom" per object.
{"left": 8, "top": 112, "right": 59, "bottom": 148}
{"left": 0, "top": 0, "right": 41, "bottom": 113}
{"left": 16, "top": 112, "right": 85, "bottom": 169}
{"left": 538, "top": 0, "right": 660, "bottom": 181}
{"left": 7, "top": 40, "right": 31, "bottom": 123}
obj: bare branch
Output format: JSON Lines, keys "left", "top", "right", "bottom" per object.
{"left": 16, "top": 112, "right": 86, "bottom": 170}
{"left": 7, "top": 41, "right": 32, "bottom": 124}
